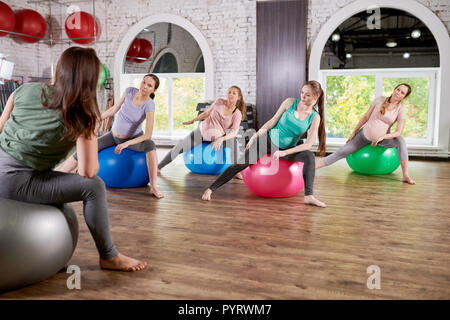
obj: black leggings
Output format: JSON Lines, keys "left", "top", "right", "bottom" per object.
{"left": 208, "top": 132, "right": 316, "bottom": 195}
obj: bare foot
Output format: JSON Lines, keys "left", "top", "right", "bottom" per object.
{"left": 99, "top": 253, "right": 147, "bottom": 272}
{"left": 304, "top": 195, "right": 327, "bottom": 208}
{"left": 202, "top": 188, "right": 212, "bottom": 201}
{"left": 402, "top": 176, "right": 416, "bottom": 185}
{"left": 234, "top": 172, "right": 243, "bottom": 180}
{"left": 150, "top": 187, "right": 164, "bottom": 198}
{"left": 157, "top": 168, "right": 161, "bottom": 176}
{"left": 315, "top": 159, "right": 326, "bottom": 170}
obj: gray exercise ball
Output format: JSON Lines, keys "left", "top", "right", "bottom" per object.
{"left": 0, "top": 197, "right": 78, "bottom": 292}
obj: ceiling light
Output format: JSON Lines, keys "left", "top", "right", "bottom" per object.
{"left": 411, "top": 29, "right": 421, "bottom": 39}
{"left": 346, "top": 53, "right": 352, "bottom": 59}
{"left": 331, "top": 33, "right": 340, "bottom": 42}
{"left": 403, "top": 52, "right": 410, "bottom": 59}
{"left": 386, "top": 41, "right": 397, "bottom": 48}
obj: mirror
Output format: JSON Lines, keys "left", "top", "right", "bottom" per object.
{"left": 124, "top": 22, "right": 204, "bottom": 73}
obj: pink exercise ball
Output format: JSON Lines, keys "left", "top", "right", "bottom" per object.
{"left": 0, "top": 1, "right": 16, "bottom": 37}
{"left": 65, "top": 11, "right": 100, "bottom": 44}
{"left": 242, "top": 154, "right": 304, "bottom": 198}
{"left": 14, "top": 9, "right": 47, "bottom": 43}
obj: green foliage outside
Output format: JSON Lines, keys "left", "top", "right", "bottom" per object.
{"left": 325, "top": 75, "right": 430, "bottom": 139}
{"left": 153, "top": 78, "right": 169, "bottom": 132}
{"left": 325, "top": 75, "right": 375, "bottom": 138}
{"left": 173, "top": 77, "right": 205, "bottom": 132}
{"left": 145, "top": 77, "right": 204, "bottom": 134}
{"left": 382, "top": 78, "right": 429, "bottom": 139}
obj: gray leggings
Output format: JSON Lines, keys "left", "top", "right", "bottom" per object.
{"left": 209, "top": 132, "right": 317, "bottom": 196}
{"left": 158, "top": 126, "right": 240, "bottom": 170}
{"left": 323, "top": 129, "right": 409, "bottom": 166}
{"left": 74, "top": 131, "right": 156, "bottom": 160}
{"left": 0, "top": 148, "right": 118, "bottom": 260}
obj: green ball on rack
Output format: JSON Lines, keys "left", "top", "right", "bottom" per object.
{"left": 98, "top": 64, "right": 109, "bottom": 87}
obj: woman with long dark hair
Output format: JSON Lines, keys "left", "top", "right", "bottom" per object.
{"left": 0, "top": 47, "right": 146, "bottom": 271}
{"left": 316, "top": 83, "right": 415, "bottom": 185}
{"left": 202, "top": 80, "right": 327, "bottom": 207}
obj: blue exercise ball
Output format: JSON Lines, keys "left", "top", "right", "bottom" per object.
{"left": 183, "top": 142, "right": 232, "bottom": 174}
{"left": 97, "top": 146, "right": 149, "bottom": 188}
{"left": 0, "top": 198, "right": 78, "bottom": 292}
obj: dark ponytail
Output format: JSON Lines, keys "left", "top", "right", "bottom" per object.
{"left": 143, "top": 73, "right": 160, "bottom": 100}
{"left": 316, "top": 88, "right": 326, "bottom": 157}
{"left": 303, "top": 80, "right": 326, "bottom": 156}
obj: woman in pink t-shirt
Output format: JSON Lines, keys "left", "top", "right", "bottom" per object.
{"left": 316, "top": 83, "right": 415, "bottom": 184}
{"left": 158, "top": 86, "right": 245, "bottom": 177}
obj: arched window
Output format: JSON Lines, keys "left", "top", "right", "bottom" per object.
{"left": 309, "top": 0, "right": 450, "bottom": 153}
{"left": 153, "top": 52, "right": 178, "bottom": 73}
{"left": 115, "top": 14, "right": 214, "bottom": 144}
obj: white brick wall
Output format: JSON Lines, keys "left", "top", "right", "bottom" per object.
{"left": 1, "top": 0, "right": 448, "bottom": 105}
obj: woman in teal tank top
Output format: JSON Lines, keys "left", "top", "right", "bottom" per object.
{"left": 202, "top": 81, "right": 328, "bottom": 207}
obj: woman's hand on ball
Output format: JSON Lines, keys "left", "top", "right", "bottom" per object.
{"left": 371, "top": 136, "right": 384, "bottom": 147}
{"left": 273, "top": 150, "right": 287, "bottom": 160}
{"left": 212, "top": 137, "right": 224, "bottom": 151}
{"left": 115, "top": 142, "right": 129, "bottom": 154}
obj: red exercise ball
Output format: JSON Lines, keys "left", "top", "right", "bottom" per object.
{"left": 0, "top": 1, "right": 16, "bottom": 37}
{"left": 14, "top": 9, "right": 47, "bottom": 43}
{"left": 134, "top": 38, "right": 152, "bottom": 63}
{"left": 65, "top": 11, "right": 100, "bottom": 44}
{"left": 126, "top": 38, "right": 141, "bottom": 61}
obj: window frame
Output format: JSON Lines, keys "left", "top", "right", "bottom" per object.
{"left": 320, "top": 67, "right": 439, "bottom": 147}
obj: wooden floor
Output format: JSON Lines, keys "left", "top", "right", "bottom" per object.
{"left": 1, "top": 148, "right": 449, "bottom": 300}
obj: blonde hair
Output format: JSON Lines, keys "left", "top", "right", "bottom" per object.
{"left": 380, "top": 83, "right": 412, "bottom": 115}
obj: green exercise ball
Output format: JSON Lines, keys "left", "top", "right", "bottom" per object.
{"left": 346, "top": 145, "right": 400, "bottom": 175}
{"left": 98, "top": 64, "right": 108, "bottom": 87}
